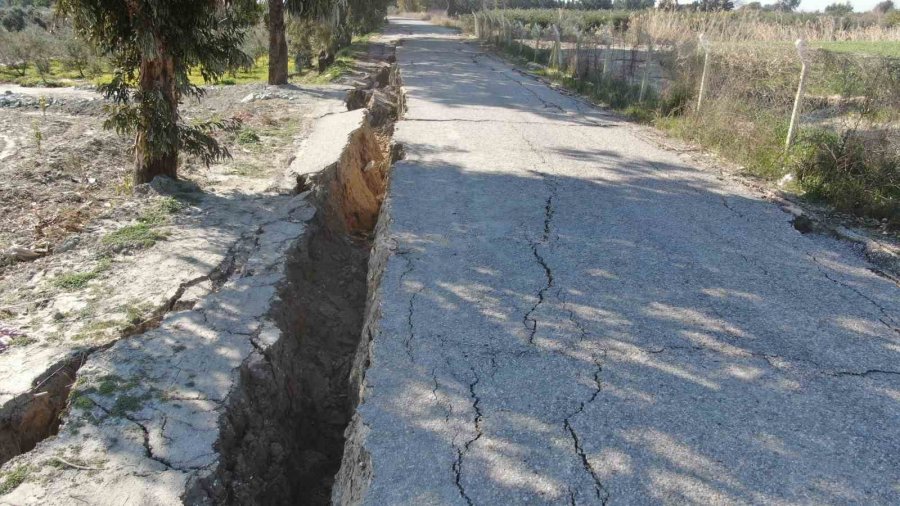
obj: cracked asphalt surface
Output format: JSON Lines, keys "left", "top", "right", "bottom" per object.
{"left": 342, "top": 19, "right": 900, "bottom": 505}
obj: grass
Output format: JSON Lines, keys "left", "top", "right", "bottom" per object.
{"left": 0, "top": 466, "right": 29, "bottom": 495}
{"left": 236, "top": 128, "right": 261, "bottom": 145}
{"left": 70, "top": 319, "right": 122, "bottom": 342}
{"left": 8, "top": 335, "right": 37, "bottom": 347}
{"left": 111, "top": 393, "right": 149, "bottom": 416}
{"left": 138, "top": 197, "right": 183, "bottom": 226}
{"left": 3, "top": 29, "right": 379, "bottom": 89}
{"left": 293, "top": 33, "right": 375, "bottom": 84}
{"left": 53, "top": 271, "right": 98, "bottom": 290}
{"left": 101, "top": 223, "right": 166, "bottom": 249}
{"left": 0, "top": 60, "right": 89, "bottom": 87}
{"left": 101, "top": 199, "right": 180, "bottom": 250}
{"left": 52, "top": 258, "right": 111, "bottom": 291}
{"left": 812, "top": 41, "right": 900, "bottom": 58}
{"left": 228, "top": 162, "right": 266, "bottom": 178}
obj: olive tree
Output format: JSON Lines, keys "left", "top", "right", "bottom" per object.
{"left": 57, "top": 0, "right": 256, "bottom": 184}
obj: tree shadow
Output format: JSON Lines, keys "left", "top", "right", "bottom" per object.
{"left": 358, "top": 153, "right": 900, "bottom": 505}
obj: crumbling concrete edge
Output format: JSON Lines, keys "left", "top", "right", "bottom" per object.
{"left": 330, "top": 191, "right": 395, "bottom": 506}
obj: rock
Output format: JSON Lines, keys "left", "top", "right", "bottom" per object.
{"left": 54, "top": 235, "right": 80, "bottom": 253}
{"left": 149, "top": 176, "right": 201, "bottom": 195}
{"left": 1, "top": 246, "right": 44, "bottom": 262}
{"left": 792, "top": 214, "right": 815, "bottom": 234}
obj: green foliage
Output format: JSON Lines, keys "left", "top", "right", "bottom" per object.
{"left": 111, "top": 393, "right": 150, "bottom": 416}
{"left": 475, "top": 9, "right": 632, "bottom": 31}
{"left": 52, "top": 258, "right": 111, "bottom": 290}
{"left": 237, "top": 128, "right": 261, "bottom": 145}
{"left": 9, "top": 334, "right": 37, "bottom": 347}
{"left": 56, "top": 0, "right": 258, "bottom": 176}
{"left": 792, "top": 129, "right": 900, "bottom": 221}
{"left": 0, "top": 466, "right": 29, "bottom": 495}
{"left": 824, "top": 2, "right": 854, "bottom": 15}
{"left": 102, "top": 223, "right": 167, "bottom": 250}
{"left": 886, "top": 11, "right": 900, "bottom": 27}
{"left": 138, "top": 197, "right": 183, "bottom": 226}
{"left": 53, "top": 270, "right": 98, "bottom": 290}
{"left": 1, "top": 6, "right": 25, "bottom": 31}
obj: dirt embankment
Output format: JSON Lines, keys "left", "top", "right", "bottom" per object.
{"left": 0, "top": 84, "right": 347, "bottom": 468}
{"left": 184, "top": 44, "right": 405, "bottom": 505}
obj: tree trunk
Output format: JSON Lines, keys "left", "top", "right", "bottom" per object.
{"left": 134, "top": 55, "right": 179, "bottom": 185}
{"left": 268, "top": 0, "right": 288, "bottom": 85}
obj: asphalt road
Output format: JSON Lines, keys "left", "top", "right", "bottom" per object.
{"left": 337, "top": 18, "right": 900, "bottom": 505}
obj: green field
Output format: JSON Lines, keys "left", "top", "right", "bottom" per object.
{"left": 0, "top": 34, "right": 375, "bottom": 89}
{"left": 812, "top": 41, "right": 900, "bottom": 58}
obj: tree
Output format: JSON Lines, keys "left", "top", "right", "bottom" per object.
{"left": 824, "top": 2, "right": 853, "bottom": 14}
{"left": 774, "top": 0, "right": 800, "bottom": 11}
{"left": 57, "top": 0, "right": 256, "bottom": 184}
{"left": 612, "top": 0, "right": 655, "bottom": 10}
{"left": 267, "top": 0, "right": 391, "bottom": 84}
{"left": 696, "top": 0, "right": 734, "bottom": 11}
{"left": 873, "top": 0, "right": 894, "bottom": 14}
{"left": 1, "top": 6, "right": 26, "bottom": 31}
{"left": 266, "top": 0, "right": 335, "bottom": 85}
{"left": 580, "top": 0, "right": 614, "bottom": 8}
{"left": 658, "top": 0, "right": 679, "bottom": 10}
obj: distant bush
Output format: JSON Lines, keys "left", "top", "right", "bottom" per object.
{"left": 1, "top": 7, "right": 25, "bottom": 31}
{"left": 477, "top": 9, "right": 632, "bottom": 31}
{"left": 886, "top": 11, "right": 900, "bottom": 27}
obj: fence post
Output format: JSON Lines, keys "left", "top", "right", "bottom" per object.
{"left": 639, "top": 44, "right": 652, "bottom": 103}
{"left": 473, "top": 12, "right": 480, "bottom": 40}
{"left": 696, "top": 33, "right": 711, "bottom": 112}
{"left": 785, "top": 38, "right": 809, "bottom": 151}
{"left": 553, "top": 25, "right": 563, "bottom": 70}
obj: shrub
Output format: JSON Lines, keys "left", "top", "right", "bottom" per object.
{"left": 1, "top": 7, "right": 26, "bottom": 32}
{"left": 793, "top": 129, "right": 900, "bottom": 221}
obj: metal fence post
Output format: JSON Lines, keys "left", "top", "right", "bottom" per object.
{"left": 553, "top": 25, "right": 563, "bottom": 70}
{"left": 696, "top": 33, "right": 711, "bottom": 112}
{"left": 786, "top": 39, "right": 809, "bottom": 151}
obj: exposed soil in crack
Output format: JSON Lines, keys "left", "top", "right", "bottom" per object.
{"left": 183, "top": 44, "right": 403, "bottom": 506}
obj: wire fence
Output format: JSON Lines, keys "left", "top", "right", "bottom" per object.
{"left": 467, "top": 10, "right": 900, "bottom": 223}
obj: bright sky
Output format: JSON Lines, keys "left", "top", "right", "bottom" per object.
{"left": 763, "top": 0, "right": 883, "bottom": 11}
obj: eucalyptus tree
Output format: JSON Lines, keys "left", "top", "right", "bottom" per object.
{"left": 267, "top": 0, "right": 392, "bottom": 85}
{"left": 268, "top": 0, "right": 335, "bottom": 84}
{"left": 57, "top": 0, "right": 257, "bottom": 184}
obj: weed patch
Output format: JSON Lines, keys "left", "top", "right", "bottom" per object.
{"left": 0, "top": 466, "right": 29, "bottom": 495}
{"left": 102, "top": 223, "right": 167, "bottom": 250}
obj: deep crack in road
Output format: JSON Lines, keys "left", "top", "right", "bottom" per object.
{"left": 333, "top": 18, "right": 900, "bottom": 505}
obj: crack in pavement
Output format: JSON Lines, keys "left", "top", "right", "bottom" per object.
{"left": 452, "top": 368, "right": 483, "bottom": 506}
{"left": 398, "top": 251, "right": 423, "bottom": 362}
{"left": 562, "top": 362, "right": 609, "bottom": 505}
{"left": 808, "top": 253, "right": 900, "bottom": 335}
{"left": 832, "top": 369, "right": 900, "bottom": 378}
